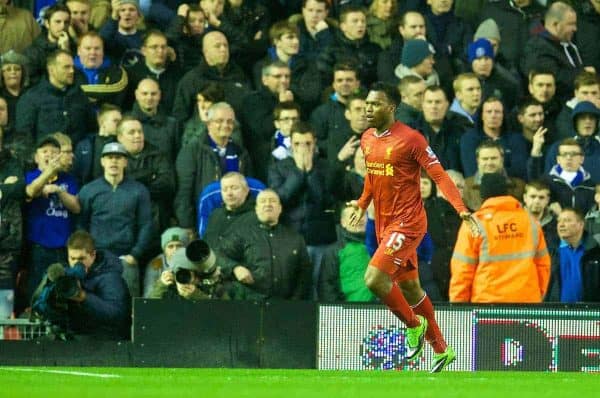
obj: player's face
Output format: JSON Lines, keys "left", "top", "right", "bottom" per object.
{"left": 427, "top": 0, "right": 453, "bottom": 15}
{"left": 555, "top": 10, "right": 577, "bottom": 43}
{"left": 275, "top": 32, "right": 300, "bottom": 57}
{"left": 45, "top": 11, "right": 70, "bottom": 40}
{"left": 206, "top": 107, "right": 235, "bottom": 144}
{"left": 523, "top": 187, "right": 550, "bottom": 215}
{"left": 35, "top": 144, "right": 60, "bottom": 170}
{"left": 476, "top": 148, "right": 503, "bottom": 174}
{"left": 261, "top": 66, "right": 291, "bottom": 94}
{"left": 365, "top": 90, "right": 395, "bottom": 130}
{"left": 67, "top": 1, "right": 90, "bottom": 30}
{"left": 135, "top": 80, "right": 161, "bottom": 112}
{"left": 557, "top": 210, "right": 583, "bottom": 241}
{"left": 118, "top": 4, "right": 140, "bottom": 30}
{"left": 142, "top": 35, "right": 168, "bottom": 68}
{"left": 99, "top": 110, "right": 122, "bottom": 135}
{"left": 221, "top": 175, "right": 249, "bottom": 211}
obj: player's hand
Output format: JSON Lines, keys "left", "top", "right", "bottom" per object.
{"left": 177, "top": 3, "right": 190, "bottom": 17}
{"left": 347, "top": 200, "right": 365, "bottom": 227}
{"left": 315, "top": 20, "right": 328, "bottom": 33}
{"left": 460, "top": 211, "right": 481, "bottom": 238}
{"left": 548, "top": 202, "right": 562, "bottom": 217}
{"left": 233, "top": 266, "right": 254, "bottom": 284}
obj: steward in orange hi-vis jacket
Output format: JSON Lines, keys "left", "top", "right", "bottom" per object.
{"left": 449, "top": 195, "right": 551, "bottom": 303}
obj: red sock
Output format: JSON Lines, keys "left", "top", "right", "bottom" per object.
{"left": 382, "top": 283, "right": 419, "bottom": 328}
{"left": 412, "top": 293, "right": 447, "bottom": 354}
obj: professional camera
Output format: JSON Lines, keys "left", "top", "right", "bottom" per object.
{"left": 171, "top": 240, "right": 226, "bottom": 298}
{"left": 173, "top": 240, "right": 217, "bottom": 283}
{"left": 31, "top": 262, "right": 86, "bottom": 328}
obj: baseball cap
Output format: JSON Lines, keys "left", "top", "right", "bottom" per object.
{"left": 101, "top": 142, "right": 128, "bottom": 157}
{"left": 36, "top": 135, "right": 61, "bottom": 150}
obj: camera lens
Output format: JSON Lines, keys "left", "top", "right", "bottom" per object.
{"left": 175, "top": 269, "right": 193, "bottom": 284}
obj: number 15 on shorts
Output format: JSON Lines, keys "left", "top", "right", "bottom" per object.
{"left": 384, "top": 232, "right": 406, "bottom": 254}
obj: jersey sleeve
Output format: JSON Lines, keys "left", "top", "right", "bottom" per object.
{"left": 412, "top": 134, "right": 468, "bottom": 214}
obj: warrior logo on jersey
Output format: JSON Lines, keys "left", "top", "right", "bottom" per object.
{"left": 425, "top": 146, "right": 440, "bottom": 165}
{"left": 385, "top": 146, "right": 393, "bottom": 160}
{"left": 364, "top": 145, "right": 372, "bottom": 156}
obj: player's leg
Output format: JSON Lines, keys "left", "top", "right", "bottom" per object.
{"left": 364, "top": 265, "right": 427, "bottom": 360}
{"left": 399, "top": 277, "right": 455, "bottom": 372}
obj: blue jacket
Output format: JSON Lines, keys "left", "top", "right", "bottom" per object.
{"left": 68, "top": 250, "right": 131, "bottom": 339}
{"left": 78, "top": 176, "right": 153, "bottom": 260}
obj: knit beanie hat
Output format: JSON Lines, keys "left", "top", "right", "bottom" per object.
{"left": 161, "top": 227, "right": 190, "bottom": 250}
{"left": 479, "top": 172, "right": 508, "bottom": 201}
{"left": 401, "top": 39, "right": 434, "bottom": 68}
{"left": 474, "top": 18, "right": 501, "bottom": 42}
{"left": 119, "top": 0, "right": 141, "bottom": 12}
{"left": 468, "top": 38, "right": 495, "bottom": 63}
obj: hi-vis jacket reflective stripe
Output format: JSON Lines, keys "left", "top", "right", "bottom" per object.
{"left": 449, "top": 196, "right": 551, "bottom": 303}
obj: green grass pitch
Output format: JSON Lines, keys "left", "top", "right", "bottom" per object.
{"left": 1, "top": 368, "right": 599, "bottom": 398}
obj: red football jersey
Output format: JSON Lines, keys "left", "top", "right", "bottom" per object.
{"left": 357, "top": 121, "right": 467, "bottom": 242}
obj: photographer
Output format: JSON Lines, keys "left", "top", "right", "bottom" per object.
{"left": 148, "top": 240, "right": 228, "bottom": 301}
{"left": 33, "top": 230, "right": 131, "bottom": 340}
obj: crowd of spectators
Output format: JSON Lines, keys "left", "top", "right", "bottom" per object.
{"left": 1, "top": 0, "right": 600, "bottom": 338}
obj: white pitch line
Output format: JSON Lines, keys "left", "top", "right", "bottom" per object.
{"left": 0, "top": 367, "right": 121, "bottom": 378}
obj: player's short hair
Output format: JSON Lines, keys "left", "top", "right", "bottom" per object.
{"left": 558, "top": 137, "right": 582, "bottom": 151}
{"left": 424, "top": 85, "right": 446, "bottom": 98}
{"left": 77, "top": 31, "right": 104, "bottom": 48}
{"left": 196, "top": 82, "right": 225, "bottom": 103}
{"left": 67, "top": 230, "right": 96, "bottom": 253}
{"left": 43, "top": 3, "right": 71, "bottom": 21}
{"left": 345, "top": 93, "right": 367, "bottom": 109}
{"left": 98, "top": 103, "right": 122, "bottom": 118}
{"left": 206, "top": 102, "right": 235, "bottom": 121}
{"left": 46, "top": 49, "right": 72, "bottom": 68}
{"left": 370, "top": 82, "right": 400, "bottom": 106}
{"left": 481, "top": 95, "right": 503, "bottom": 109}
{"left": 221, "top": 171, "right": 248, "bottom": 189}
{"left": 333, "top": 62, "right": 359, "bottom": 77}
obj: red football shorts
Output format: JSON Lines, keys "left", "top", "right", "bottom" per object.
{"left": 370, "top": 228, "right": 425, "bottom": 283}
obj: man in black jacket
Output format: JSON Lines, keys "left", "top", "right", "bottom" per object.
{"left": 217, "top": 189, "right": 311, "bottom": 300}
{"left": 521, "top": 2, "right": 595, "bottom": 102}
{"left": 16, "top": 50, "right": 95, "bottom": 145}
{"left": 268, "top": 122, "right": 336, "bottom": 298}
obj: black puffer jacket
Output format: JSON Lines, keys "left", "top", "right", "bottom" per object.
{"left": 317, "top": 30, "right": 381, "bottom": 87}
{"left": 217, "top": 213, "right": 311, "bottom": 300}
{"left": 268, "top": 156, "right": 336, "bottom": 246}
